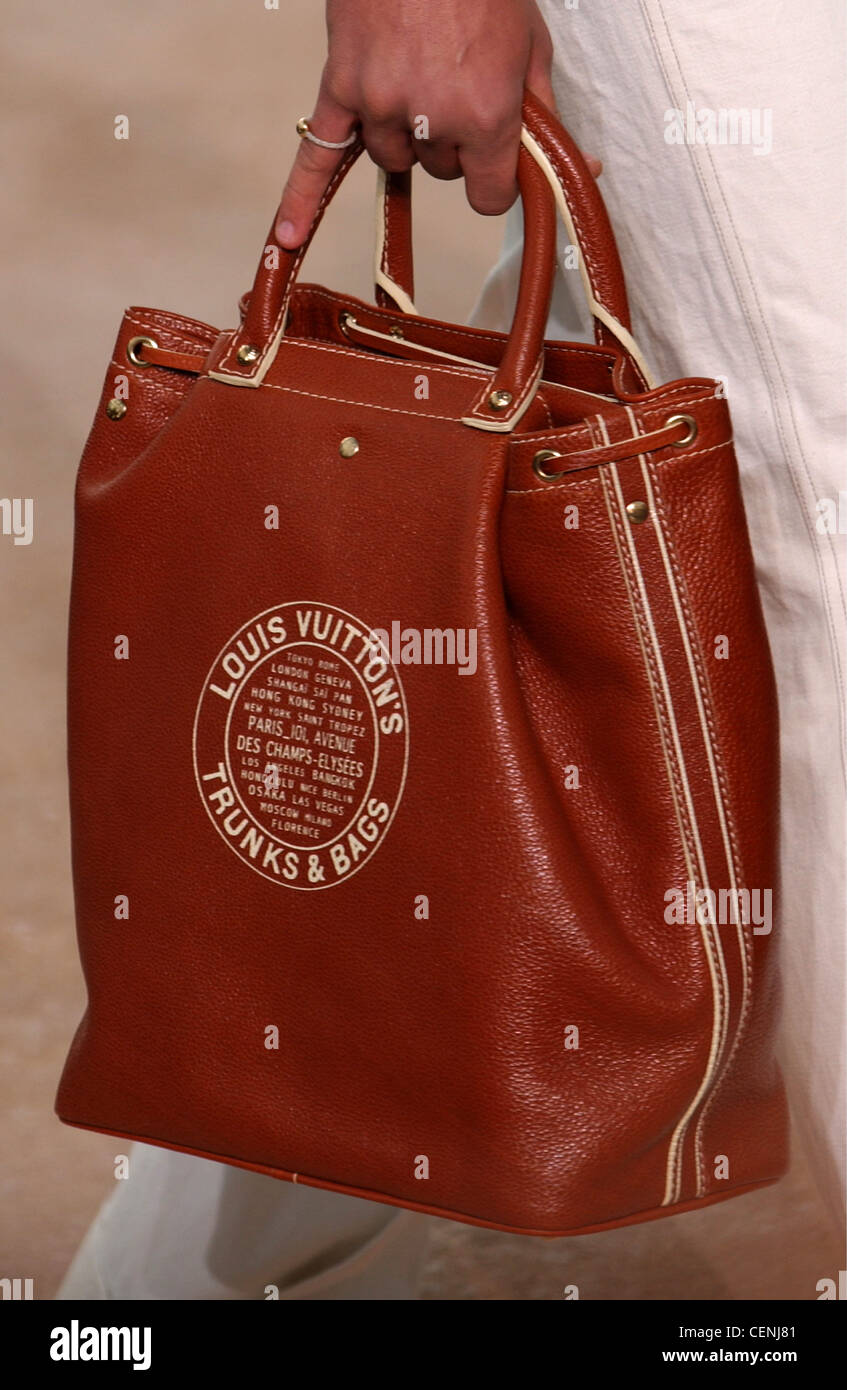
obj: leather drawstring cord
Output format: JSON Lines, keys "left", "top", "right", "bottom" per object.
{"left": 531, "top": 413, "right": 697, "bottom": 479}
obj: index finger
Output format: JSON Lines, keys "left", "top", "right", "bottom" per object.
{"left": 275, "top": 103, "right": 357, "bottom": 249}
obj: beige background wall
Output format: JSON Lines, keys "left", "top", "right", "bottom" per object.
{"left": 0, "top": 0, "right": 839, "bottom": 1299}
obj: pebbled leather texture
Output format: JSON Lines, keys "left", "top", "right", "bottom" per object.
{"left": 55, "top": 98, "right": 788, "bottom": 1236}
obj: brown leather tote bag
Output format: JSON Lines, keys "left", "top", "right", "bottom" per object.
{"left": 56, "top": 93, "right": 788, "bottom": 1236}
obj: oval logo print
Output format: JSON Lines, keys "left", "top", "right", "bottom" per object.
{"left": 193, "top": 602, "right": 409, "bottom": 889}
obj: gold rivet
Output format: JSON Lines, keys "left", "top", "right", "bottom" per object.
{"left": 339, "top": 436, "right": 360, "bottom": 459}
{"left": 296, "top": 117, "right": 311, "bottom": 137}
{"left": 389, "top": 326, "right": 405, "bottom": 339}
{"left": 236, "top": 343, "right": 260, "bottom": 364}
{"left": 105, "top": 398, "right": 127, "bottom": 420}
{"left": 489, "top": 389, "right": 513, "bottom": 412}
{"left": 626, "top": 500, "right": 649, "bottom": 524}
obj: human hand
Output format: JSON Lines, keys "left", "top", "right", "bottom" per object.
{"left": 276, "top": 0, "right": 600, "bottom": 249}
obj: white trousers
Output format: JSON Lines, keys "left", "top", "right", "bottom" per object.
{"left": 56, "top": 1144, "right": 432, "bottom": 1300}
{"left": 57, "top": 0, "right": 845, "bottom": 1301}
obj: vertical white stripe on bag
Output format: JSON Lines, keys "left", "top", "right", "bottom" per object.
{"left": 622, "top": 407, "right": 752, "bottom": 1181}
{"left": 597, "top": 416, "right": 729, "bottom": 1204}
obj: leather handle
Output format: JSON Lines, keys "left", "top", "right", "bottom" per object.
{"left": 377, "top": 91, "right": 646, "bottom": 373}
{"left": 215, "top": 109, "right": 559, "bottom": 429}
{"left": 461, "top": 144, "right": 556, "bottom": 429}
{"left": 213, "top": 93, "right": 653, "bottom": 418}
{"left": 375, "top": 170, "right": 415, "bottom": 311}
{"left": 518, "top": 90, "right": 634, "bottom": 348}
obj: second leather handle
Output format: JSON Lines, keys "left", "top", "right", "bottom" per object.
{"left": 376, "top": 170, "right": 415, "bottom": 311}
{"left": 378, "top": 91, "right": 634, "bottom": 351}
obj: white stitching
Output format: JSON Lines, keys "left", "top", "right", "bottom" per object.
{"left": 274, "top": 153, "right": 361, "bottom": 356}
{"left": 599, "top": 418, "right": 729, "bottom": 1203}
{"left": 382, "top": 173, "right": 391, "bottom": 281}
{"left": 257, "top": 379, "right": 461, "bottom": 423}
{"left": 522, "top": 129, "right": 649, "bottom": 391}
{"left": 220, "top": 146, "right": 361, "bottom": 377}
{"left": 123, "top": 315, "right": 211, "bottom": 359}
{"left": 598, "top": 467, "right": 709, "bottom": 1219}
{"left": 270, "top": 332, "right": 488, "bottom": 381}
{"left": 510, "top": 396, "right": 725, "bottom": 453}
{"left": 106, "top": 369, "right": 186, "bottom": 401}
{"left": 293, "top": 286, "right": 615, "bottom": 361}
{"left": 538, "top": 394, "right": 554, "bottom": 429}
{"left": 506, "top": 438, "right": 733, "bottom": 495}
{"left": 528, "top": 128, "right": 612, "bottom": 332}
{"left": 642, "top": 455, "right": 754, "bottom": 1189}
{"left": 126, "top": 309, "right": 218, "bottom": 344}
{"left": 466, "top": 350, "right": 544, "bottom": 423}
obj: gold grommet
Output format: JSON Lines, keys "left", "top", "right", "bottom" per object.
{"left": 339, "top": 436, "right": 360, "bottom": 459}
{"left": 126, "top": 335, "right": 158, "bottom": 367}
{"left": 626, "top": 500, "right": 650, "bottom": 524}
{"left": 236, "top": 343, "right": 260, "bottom": 364}
{"left": 105, "top": 398, "right": 127, "bottom": 420}
{"left": 489, "top": 389, "right": 513, "bottom": 412}
{"left": 666, "top": 413, "right": 698, "bottom": 447}
{"left": 532, "top": 449, "right": 564, "bottom": 481}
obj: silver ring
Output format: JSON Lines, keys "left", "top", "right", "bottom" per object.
{"left": 296, "top": 117, "right": 357, "bottom": 151}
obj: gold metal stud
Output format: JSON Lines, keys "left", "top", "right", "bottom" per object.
{"left": 339, "top": 436, "right": 360, "bottom": 459}
{"left": 236, "top": 343, "right": 260, "bottom": 364}
{"left": 489, "top": 389, "right": 513, "bottom": 412}
{"left": 296, "top": 117, "right": 311, "bottom": 137}
{"left": 626, "top": 500, "right": 649, "bottom": 524}
{"left": 105, "top": 398, "right": 127, "bottom": 420}
{"left": 127, "top": 335, "right": 158, "bottom": 367}
{"left": 389, "top": 326, "right": 405, "bottom": 339}
{"left": 532, "top": 449, "right": 565, "bottom": 481}
{"left": 666, "top": 413, "right": 698, "bottom": 447}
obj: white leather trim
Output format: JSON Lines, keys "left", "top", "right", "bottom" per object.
{"left": 460, "top": 359, "right": 545, "bottom": 432}
{"left": 599, "top": 469, "right": 701, "bottom": 891}
{"left": 214, "top": 132, "right": 654, "bottom": 405}
{"left": 625, "top": 408, "right": 751, "bottom": 1181}
{"left": 345, "top": 314, "right": 491, "bottom": 370}
{"left": 374, "top": 269, "right": 418, "bottom": 316}
{"left": 597, "top": 414, "right": 729, "bottom": 1206}
{"left": 374, "top": 169, "right": 419, "bottom": 316}
{"left": 208, "top": 305, "right": 295, "bottom": 389}
{"left": 519, "top": 129, "right": 657, "bottom": 390}
{"left": 207, "top": 367, "right": 261, "bottom": 388}
{"left": 340, "top": 314, "right": 617, "bottom": 400}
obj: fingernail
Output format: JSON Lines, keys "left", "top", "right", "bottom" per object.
{"left": 276, "top": 219, "right": 296, "bottom": 246}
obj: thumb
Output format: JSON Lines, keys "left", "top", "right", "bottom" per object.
{"left": 275, "top": 98, "right": 356, "bottom": 250}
